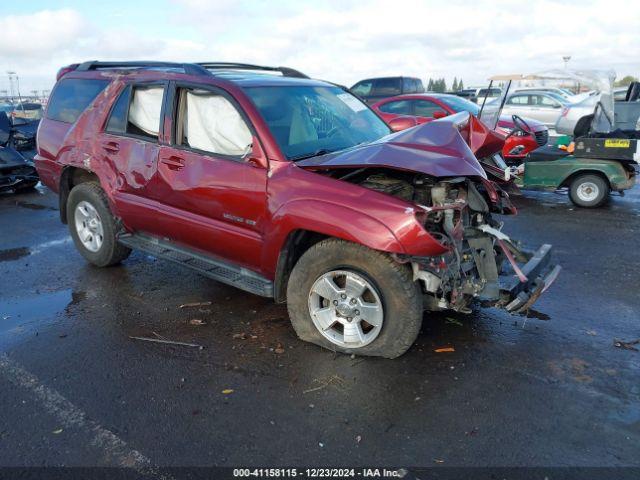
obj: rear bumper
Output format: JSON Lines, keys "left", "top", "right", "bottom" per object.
{"left": 499, "top": 243, "right": 561, "bottom": 313}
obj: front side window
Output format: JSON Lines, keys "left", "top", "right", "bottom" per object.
{"left": 46, "top": 78, "right": 110, "bottom": 123}
{"left": 175, "top": 88, "right": 252, "bottom": 157}
{"left": 127, "top": 86, "right": 164, "bottom": 140}
{"left": 379, "top": 100, "right": 411, "bottom": 115}
{"left": 245, "top": 85, "right": 390, "bottom": 160}
{"left": 536, "top": 94, "right": 562, "bottom": 107}
{"left": 412, "top": 100, "right": 441, "bottom": 117}
{"left": 403, "top": 78, "right": 416, "bottom": 94}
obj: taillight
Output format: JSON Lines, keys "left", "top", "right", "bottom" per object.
{"left": 560, "top": 107, "right": 569, "bottom": 117}
{"left": 56, "top": 64, "right": 79, "bottom": 80}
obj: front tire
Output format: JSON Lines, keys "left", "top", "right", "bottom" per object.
{"left": 66, "top": 182, "right": 131, "bottom": 267}
{"left": 287, "top": 239, "right": 422, "bottom": 358}
{"left": 569, "top": 174, "right": 609, "bottom": 208}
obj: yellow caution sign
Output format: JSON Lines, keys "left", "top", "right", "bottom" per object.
{"left": 604, "top": 139, "right": 631, "bottom": 148}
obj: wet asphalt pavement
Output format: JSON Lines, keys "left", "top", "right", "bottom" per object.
{"left": 0, "top": 183, "right": 639, "bottom": 471}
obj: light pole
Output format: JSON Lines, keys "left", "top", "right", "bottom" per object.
{"left": 562, "top": 56, "right": 571, "bottom": 70}
{"left": 6, "top": 71, "right": 16, "bottom": 100}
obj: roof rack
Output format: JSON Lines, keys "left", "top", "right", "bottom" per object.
{"left": 196, "top": 62, "right": 309, "bottom": 79}
{"left": 76, "top": 61, "right": 210, "bottom": 76}
{"left": 74, "top": 61, "right": 309, "bottom": 79}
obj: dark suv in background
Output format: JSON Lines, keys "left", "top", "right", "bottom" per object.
{"left": 350, "top": 76, "right": 424, "bottom": 104}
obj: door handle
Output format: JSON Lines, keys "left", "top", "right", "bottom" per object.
{"left": 102, "top": 141, "right": 120, "bottom": 154}
{"left": 161, "top": 155, "right": 185, "bottom": 170}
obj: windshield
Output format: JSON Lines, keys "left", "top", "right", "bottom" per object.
{"left": 244, "top": 85, "right": 390, "bottom": 160}
{"left": 438, "top": 95, "right": 480, "bottom": 115}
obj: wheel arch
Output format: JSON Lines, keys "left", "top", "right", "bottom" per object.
{"left": 273, "top": 229, "right": 331, "bottom": 303}
{"left": 58, "top": 166, "right": 100, "bottom": 224}
{"left": 559, "top": 169, "right": 611, "bottom": 189}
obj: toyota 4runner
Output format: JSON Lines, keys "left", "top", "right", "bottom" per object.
{"left": 35, "top": 61, "right": 560, "bottom": 358}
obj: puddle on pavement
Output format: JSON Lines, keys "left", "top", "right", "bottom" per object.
{"left": 0, "top": 289, "right": 75, "bottom": 334}
{"left": 0, "top": 247, "right": 31, "bottom": 262}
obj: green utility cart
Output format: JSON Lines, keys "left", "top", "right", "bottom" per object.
{"left": 516, "top": 138, "right": 638, "bottom": 208}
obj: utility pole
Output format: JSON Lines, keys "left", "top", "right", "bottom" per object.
{"left": 6, "top": 71, "right": 16, "bottom": 101}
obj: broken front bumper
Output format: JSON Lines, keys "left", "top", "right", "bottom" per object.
{"left": 499, "top": 243, "right": 561, "bottom": 313}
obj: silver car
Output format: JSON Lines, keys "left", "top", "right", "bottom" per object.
{"left": 501, "top": 91, "right": 569, "bottom": 132}
{"left": 554, "top": 95, "right": 600, "bottom": 135}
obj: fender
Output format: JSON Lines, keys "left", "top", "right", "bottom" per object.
{"left": 261, "top": 198, "right": 405, "bottom": 276}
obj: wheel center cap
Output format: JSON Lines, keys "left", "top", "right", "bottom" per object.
{"left": 335, "top": 301, "right": 354, "bottom": 318}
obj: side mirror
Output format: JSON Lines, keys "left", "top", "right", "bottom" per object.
{"left": 432, "top": 110, "right": 448, "bottom": 119}
{"left": 552, "top": 103, "right": 562, "bottom": 109}
{"left": 388, "top": 116, "right": 418, "bottom": 132}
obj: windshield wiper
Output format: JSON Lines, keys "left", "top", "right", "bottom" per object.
{"left": 290, "top": 149, "right": 334, "bottom": 161}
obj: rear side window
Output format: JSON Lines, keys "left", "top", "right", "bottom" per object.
{"left": 46, "top": 78, "right": 109, "bottom": 123}
{"left": 507, "top": 95, "right": 529, "bottom": 105}
{"left": 127, "top": 86, "right": 165, "bottom": 140}
{"left": 373, "top": 78, "right": 402, "bottom": 96}
{"left": 106, "top": 86, "right": 131, "bottom": 133}
{"left": 379, "top": 100, "right": 411, "bottom": 115}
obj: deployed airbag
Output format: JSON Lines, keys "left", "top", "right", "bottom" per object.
{"left": 185, "top": 91, "right": 252, "bottom": 156}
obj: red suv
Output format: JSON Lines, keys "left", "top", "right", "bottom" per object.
{"left": 35, "top": 61, "right": 559, "bottom": 358}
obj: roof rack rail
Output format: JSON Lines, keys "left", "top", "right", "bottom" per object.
{"left": 196, "top": 62, "right": 309, "bottom": 79}
{"left": 76, "top": 61, "right": 210, "bottom": 76}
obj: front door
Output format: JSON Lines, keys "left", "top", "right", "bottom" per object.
{"left": 150, "top": 83, "right": 268, "bottom": 270}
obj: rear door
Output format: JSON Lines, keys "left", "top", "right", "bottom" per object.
{"left": 97, "top": 81, "right": 168, "bottom": 236}
{"left": 151, "top": 82, "right": 268, "bottom": 269}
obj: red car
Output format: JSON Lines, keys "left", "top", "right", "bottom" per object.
{"left": 35, "top": 61, "right": 558, "bottom": 358}
{"left": 371, "top": 93, "right": 549, "bottom": 162}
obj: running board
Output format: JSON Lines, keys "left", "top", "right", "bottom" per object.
{"left": 117, "top": 233, "right": 273, "bottom": 297}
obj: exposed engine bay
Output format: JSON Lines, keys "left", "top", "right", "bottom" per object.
{"left": 335, "top": 168, "right": 560, "bottom": 314}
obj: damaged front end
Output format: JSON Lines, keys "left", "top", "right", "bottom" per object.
{"left": 299, "top": 112, "right": 560, "bottom": 314}
{"left": 404, "top": 176, "right": 560, "bottom": 314}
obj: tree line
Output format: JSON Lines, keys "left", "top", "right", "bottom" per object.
{"left": 426, "top": 77, "right": 464, "bottom": 93}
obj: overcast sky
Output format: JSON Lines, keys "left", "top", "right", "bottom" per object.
{"left": 0, "top": 0, "right": 638, "bottom": 95}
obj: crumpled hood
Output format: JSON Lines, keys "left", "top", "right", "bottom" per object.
{"left": 298, "top": 112, "right": 492, "bottom": 179}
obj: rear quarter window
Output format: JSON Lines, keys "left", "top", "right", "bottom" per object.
{"left": 46, "top": 78, "right": 110, "bottom": 123}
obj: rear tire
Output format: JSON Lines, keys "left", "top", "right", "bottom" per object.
{"left": 66, "top": 182, "right": 131, "bottom": 267}
{"left": 569, "top": 174, "right": 609, "bottom": 208}
{"left": 286, "top": 238, "right": 422, "bottom": 358}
